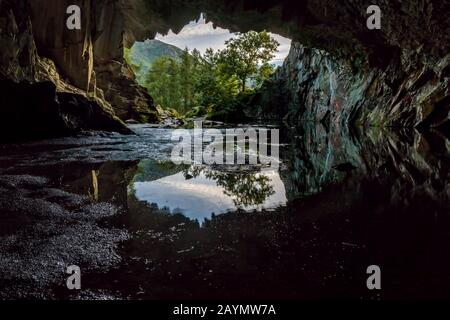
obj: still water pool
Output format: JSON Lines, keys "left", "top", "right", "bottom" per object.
{"left": 0, "top": 124, "right": 449, "bottom": 299}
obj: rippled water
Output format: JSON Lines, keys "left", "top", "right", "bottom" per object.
{"left": 0, "top": 123, "right": 449, "bottom": 299}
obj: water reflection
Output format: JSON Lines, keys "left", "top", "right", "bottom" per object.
{"left": 0, "top": 122, "right": 449, "bottom": 299}
{"left": 131, "top": 162, "right": 287, "bottom": 223}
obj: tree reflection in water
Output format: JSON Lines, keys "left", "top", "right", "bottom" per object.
{"left": 129, "top": 160, "right": 286, "bottom": 223}
{"left": 183, "top": 166, "right": 275, "bottom": 207}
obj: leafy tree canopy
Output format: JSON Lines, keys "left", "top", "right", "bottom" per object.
{"left": 125, "top": 31, "right": 280, "bottom": 121}
{"left": 218, "top": 31, "right": 279, "bottom": 92}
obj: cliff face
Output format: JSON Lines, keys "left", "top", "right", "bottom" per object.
{"left": 254, "top": 43, "right": 450, "bottom": 129}
{"left": 92, "top": 0, "right": 158, "bottom": 122}
{"left": 237, "top": 0, "right": 450, "bottom": 129}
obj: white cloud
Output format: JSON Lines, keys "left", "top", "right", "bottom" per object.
{"left": 155, "top": 13, "right": 292, "bottom": 65}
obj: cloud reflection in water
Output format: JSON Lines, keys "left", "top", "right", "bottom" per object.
{"left": 132, "top": 167, "right": 287, "bottom": 223}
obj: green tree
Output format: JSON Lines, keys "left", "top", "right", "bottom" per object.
{"left": 191, "top": 48, "right": 240, "bottom": 116}
{"left": 138, "top": 31, "right": 280, "bottom": 121}
{"left": 124, "top": 47, "right": 142, "bottom": 75}
{"left": 167, "top": 57, "right": 182, "bottom": 110}
{"left": 144, "top": 51, "right": 199, "bottom": 114}
{"left": 145, "top": 56, "right": 182, "bottom": 111}
{"left": 179, "top": 48, "right": 196, "bottom": 113}
{"left": 218, "top": 31, "right": 279, "bottom": 92}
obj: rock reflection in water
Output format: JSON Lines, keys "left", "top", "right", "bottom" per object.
{"left": 131, "top": 162, "right": 287, "bottom": 223}
{"left": 282, "top": 123, "right": 449, "bottom": 207}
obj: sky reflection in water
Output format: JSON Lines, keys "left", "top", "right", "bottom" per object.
{"left": 132, "top": 166, "right": 287, "bottom": 223}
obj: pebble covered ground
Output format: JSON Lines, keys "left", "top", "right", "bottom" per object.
{"left": 0, "top": 174, "right": 128, "bottom": 299}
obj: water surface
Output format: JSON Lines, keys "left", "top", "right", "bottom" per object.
{"left": 0, "top": 123, "right": 449, "bottom": 299}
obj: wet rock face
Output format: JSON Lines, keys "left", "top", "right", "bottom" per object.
{"left": 0, "top": 0, "right": 37, "bottom": 82}
{"left": 29, "top": 0, "right": 156, "bottom": 123}
{"left": 92, "top": 0, "right": 158, "bottom": 122}
{"left": 0, "top": 0, "right": 131, "bottom": 141}
{"left": 29, "top": 0, "right": 95, "bottom": 92}
{"left": 254, "top": 43, "right": 450, "bottom": 129}
{"left": 94, "top": 60, "right": 158, "bottom": 122}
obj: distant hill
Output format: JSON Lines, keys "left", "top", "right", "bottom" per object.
{"left": 128, "top": 39, "right": 186, "bottom": 84}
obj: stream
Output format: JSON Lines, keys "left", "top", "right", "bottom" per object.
{"left": 0, "top": 123, "right": 449, "bottom": 299}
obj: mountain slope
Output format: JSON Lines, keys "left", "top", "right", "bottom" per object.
{"left": 128, "top": 39, "right": 186, "bottom": 84}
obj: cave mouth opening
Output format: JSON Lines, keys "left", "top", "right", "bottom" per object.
{"left": 124, "top": 13, "right": 292, "bottom": 121}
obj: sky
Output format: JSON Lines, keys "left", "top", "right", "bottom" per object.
{"left": 133, "top": 169, "right": 287, "bottom": 224}
{"left": 155, "top": 13, "right": 292, "bottom": 66}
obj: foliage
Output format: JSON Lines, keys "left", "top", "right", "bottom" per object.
{"left": 145, "top": 55, "right": 183, "bottom": 112}
{"left": 124, "top": 47, "right": 142, "bottom": 75}
{"left": 217, "top": 31, "right": 279, "bottom": 92}
{"left": 132, "top": 31, "right": 279, "bottom": 121}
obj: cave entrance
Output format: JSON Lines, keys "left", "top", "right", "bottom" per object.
{"left": 124, "top": 13, "right": 291, "bottom": 122}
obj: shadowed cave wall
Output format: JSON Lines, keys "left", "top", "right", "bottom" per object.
{"left": 1, "top": 0, "right": 449, "bottom": 140}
